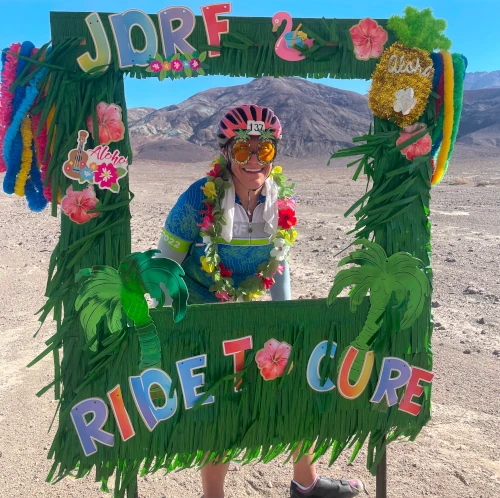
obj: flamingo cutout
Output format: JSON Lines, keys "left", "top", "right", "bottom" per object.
{"left": 272, "top": 12, "right": 314, "bottom": 62}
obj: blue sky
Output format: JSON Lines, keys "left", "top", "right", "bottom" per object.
{"left": 1, "top": 0, "right": 497, "bottom": 108}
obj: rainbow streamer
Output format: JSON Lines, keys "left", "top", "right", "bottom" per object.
{"left": 431, "top": 51, "right": 467, "bottom": 185}
{"left": 431, "top": 51, "right": 454, "bottom": 185}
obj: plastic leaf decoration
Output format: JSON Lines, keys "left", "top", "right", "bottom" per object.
{"left": 327, "top": 239, "right": 430, "bottom": 381}
{"left": 75, "top": 251, "right": 188, "bottom": 370}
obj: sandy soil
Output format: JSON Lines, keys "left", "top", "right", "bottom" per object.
{"left": 0, "top": 144, "right": 499, "bottom": 497}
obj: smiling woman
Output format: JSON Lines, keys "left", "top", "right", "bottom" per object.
{"left": 157, "top": 104, "right": 294, "bottom": 304}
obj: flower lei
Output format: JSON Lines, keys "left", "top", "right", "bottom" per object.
{"left": 199, "top": 155, "right": 297, "bottom": 302}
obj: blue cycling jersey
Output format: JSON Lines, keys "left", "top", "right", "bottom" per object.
{"left": 162, "top": 178, "right": 290, "bottom": 304}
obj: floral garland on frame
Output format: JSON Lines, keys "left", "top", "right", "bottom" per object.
{"left": 199, "top": 155, "right": 297, "bottom": 302}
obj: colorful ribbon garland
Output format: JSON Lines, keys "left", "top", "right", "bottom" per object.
{"left": 1, "top": 41, "right": 48, "bottom": 210}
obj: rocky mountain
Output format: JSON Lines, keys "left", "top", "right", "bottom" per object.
{"left": 464, "top": 71, "right": 500, "bottom": 90}
{"left": 127, "top": 107, "right": 156, "bottom": 125}
{"left": 128, "top": 77, "right": 500, "bottom": 162}
{"left": 128, "top": 77, "right": 372, "bottom": 160}
{"left": 456, "top": 88, "right": 500, "bottom": 147}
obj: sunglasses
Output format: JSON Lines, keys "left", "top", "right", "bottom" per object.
{"left": 230, "top": 139, "right": 277, "bottom": 166}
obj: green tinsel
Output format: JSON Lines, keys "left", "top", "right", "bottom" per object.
{"left": 388, "top": 6, "right": 452, "bottom": 52}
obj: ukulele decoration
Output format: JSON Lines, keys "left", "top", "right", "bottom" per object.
{"left": 63, "top": 130, "right": 90, "bottom": 182}
{"left": 62, "top": 130, "right": 129, "bottom": 193}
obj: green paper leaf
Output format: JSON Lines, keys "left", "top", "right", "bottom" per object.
{"left": 184, "top": 52, "right": 193, "bottom": 61}
{"left": 110, "top": 183, "right": 119, "bottom": 193}
{"left": 184, "top": 67, "right": 192, "bottom": 77}
{"left": 159, "top": 70, "right": 166, "bottom": 82}
{"left": 197, "top": 68, "right": 205, "bottom": 76}
{"left": 116, "top": 167, "right": 127, "bottom": 177}
{"left": 199, "top": 51, "right": 207, "bottom": 62}
{"left": 155, "top": 52, "right": 164, "bottom": 63}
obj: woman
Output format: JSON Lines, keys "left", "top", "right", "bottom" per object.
{"left": 156, "top": 105, "right": 365, "bottom": 498}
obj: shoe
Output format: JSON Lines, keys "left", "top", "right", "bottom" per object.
{"left": 290, "top": 477, "right": 366, "bottom": 498}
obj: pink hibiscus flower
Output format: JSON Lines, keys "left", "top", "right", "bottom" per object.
{"left": 87, "top": 102, "right": 125, "bottom": 146}
{"left": 61, "top": 185, "right": 100, "bottom": 224}
{"left": 198, "top": 215, "right": 213, "bottom": 229}
{"left": 255, "top": 339, "right": 292, "bottom": 381}
{"left": 94, "top": 162, "right": 118, "bottom": 188}
{"left": 396, "top": 123, "right": 432, "bottom": 162}
{"left": 271, "top": 264, "right": 286, "bottom": 277}
{"left": 215, "top": 290, "right": 230, "bottom": 302}
{"left": 277, "top": 198, "right": 296, "bottom": 211}
{"left": 349, "top": 18, "right": 388, "bottom": 61}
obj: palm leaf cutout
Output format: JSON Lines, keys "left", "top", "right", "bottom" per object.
{"left": 75, "top": 251, "right": 188, "bottom": 370}
{"left": 328, "top": 239, "right": 431, "bottom": 382}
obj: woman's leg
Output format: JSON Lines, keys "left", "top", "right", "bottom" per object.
{"left": 200, "top": 460, "right": 230, "bottom": 498}
{"left": 292, "top": 444, "right": 317, "bottom": 487}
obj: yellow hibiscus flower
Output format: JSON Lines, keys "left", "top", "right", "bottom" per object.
{"left": 201, "top": 181, "right": 217, "bottom": 200}
{"left": 248, "top": 290, "right": 264, "bottom": 300}
{"left": 270, "top": 166, "right": 282, "bottom": 178}
{"left": 200, "top": 256, "right": 214, "bottom": 274}
{"left": 280, "top": 229, "right": 298, "bottom": 243}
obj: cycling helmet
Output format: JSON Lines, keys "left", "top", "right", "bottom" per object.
{"left": 217, "top": 104, "right": 282, "bottom": 148}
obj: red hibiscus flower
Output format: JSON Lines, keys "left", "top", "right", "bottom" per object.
{"left": 349, "top": 18, "right": 388, "bottom": 61}
{"left": 201, "top": 203, "right": 215, "bottom": 219}
{"left": 219, "top": 263, "right": 233, "bottom": 278}
{"left": 278, "top": 208, "right": 297, "bottom": 229}
{"left": 255, "top": 339, "right": 292, "bottom": 381}
{"left": 86, "top": 102, "right": 125, "bottom": 146}
{"left": 262, "top": 277, "right": 275, "bottom": 290}
{"left": 61, "top": 185, "right": 100, "bottom": 224}
{"left": 207, "top": 162, "right": 220, "bottom": 178}
{"left": 396, "top": 123, "right": 432, "bottom": 162}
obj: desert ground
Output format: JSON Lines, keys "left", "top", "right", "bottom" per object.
{"left": 0, "top": 145, "right": 499, "bottom": 497}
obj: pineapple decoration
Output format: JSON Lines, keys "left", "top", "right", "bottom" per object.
{"left": 367, "top": 7, "right": 452, "bottom": 128}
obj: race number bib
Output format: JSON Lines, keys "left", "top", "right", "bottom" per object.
{"left": 247, "top": 120, "right": 265, "bottom": 135}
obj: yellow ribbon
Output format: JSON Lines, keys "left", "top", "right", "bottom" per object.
{"left": 14, "top": 116, "right": 33, "bottom": 196}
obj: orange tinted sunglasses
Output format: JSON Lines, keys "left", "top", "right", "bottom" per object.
{"left": 231, "top": 139, "right": 277, "bottom": 165}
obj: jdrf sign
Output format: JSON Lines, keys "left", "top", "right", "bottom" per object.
{"left": 78, "top": 4, "right": 232, "bottom": 72}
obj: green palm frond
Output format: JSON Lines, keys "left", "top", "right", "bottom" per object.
{"left": 119, "top": 250, "right": 188, "bottom": 323}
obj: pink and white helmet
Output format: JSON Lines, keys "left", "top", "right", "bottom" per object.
{"left": 217, "top": 104, "right": 282, "bottom": 148}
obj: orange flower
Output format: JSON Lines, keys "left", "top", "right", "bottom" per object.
{"left": 162, "top": 61, "right": 171, "bottom": 71}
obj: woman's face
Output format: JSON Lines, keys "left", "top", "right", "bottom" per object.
{"left": 227, "top": 136, "right": 273, "bottom": 191}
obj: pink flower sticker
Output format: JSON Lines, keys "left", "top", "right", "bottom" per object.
{"left": 94, "top": 162, "right": 118, "bottom": 189}
{"left": 349, "top": 18, "right": 388, "bottom": 61}
{"left": 171, "top": 59, "right": 183, "bottom": 72}
{"left": 396, "top": 123, "right": 432, "bottom": 162}
{"left": 87, "top": 102, "right": 125, "bottom": 146}
{"left": 150, "top": 60, "right": 162, "bottom": 72}
{"left": 190, "top": 58, "right": 201, "bottom": 70}
{"left": 61, "top": 185, "right": 100, "bottom": 225}
{"left": 255, "top": 339, "right": 292, "bottom": 381}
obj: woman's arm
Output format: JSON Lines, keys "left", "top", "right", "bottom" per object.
{"left": 270, "top": 260, "right": 292, "bottom": 301}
